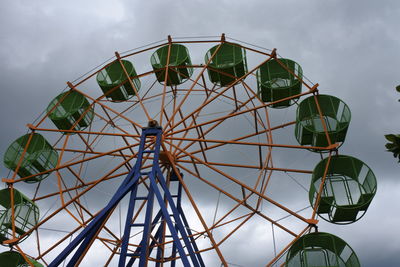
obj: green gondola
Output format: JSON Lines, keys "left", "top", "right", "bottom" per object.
{"left": 257, "top": 58, "right": 303, "bottom": 108}
{"left": 3, "top": 133, "right": 58, "bottom": 183}
{"left": 310, "top": 155, "right": 377, "bottom": 223}
{"left": 151, "top": 44, "right": 193, "bottom": 85}
{"left": 295, "top": 95, "right": 351, "bottom": 149}
{"left": 205, "top": 43, "right": 247, "bottom": 86}
{"left": 286, "top": 232, "right": 360, "bottom": 267}
{"left": 0, "top": 251, "right": 43, "bottom": 267}
{"left": 96, "top": 60, "right": 141, "bottom": 101}
{"left": 47, "top": 90, "right": 94, "bottom": 133}
{"left": 0, "top": 189, "right": 39, "bottom": 244}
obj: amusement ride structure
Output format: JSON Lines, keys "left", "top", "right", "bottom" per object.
{"left": 0, "top": 34, "right": 377, "bottom": 266}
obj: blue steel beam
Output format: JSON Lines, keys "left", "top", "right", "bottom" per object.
{"left": 127, "top": 176, "right": 205, "bottom": 267}
{"left": 49, "top": 168, "right": 142, "bottom": 267}
{"left": 126, "top": 211, "right": 163, "bottom": 267}
{"left": 118, "top": 183, "right": 139, "bottom": 266}
{"left": 49, "top": 126, "right": 204, "bottom": 267}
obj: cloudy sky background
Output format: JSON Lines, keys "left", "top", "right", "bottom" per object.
{"left": 1, "top": 0, "right": 400, "bottom": 266}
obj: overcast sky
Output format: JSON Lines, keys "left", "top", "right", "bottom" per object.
{"left": 1, "top": 0, "right": 400, "bottom": 266}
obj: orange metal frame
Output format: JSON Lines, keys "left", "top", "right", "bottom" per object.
{"left": 1, "top": 34, "right": 339, "bottom": 267}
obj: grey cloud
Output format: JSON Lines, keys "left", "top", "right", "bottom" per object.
{"left": 0, "top": 0, "right": 399, "bottom": 266}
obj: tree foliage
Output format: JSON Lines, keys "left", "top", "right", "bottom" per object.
{"left": 385, "top": 134, "right": 400, "bottom": 162}
{"left": 386, "top": 85, "right": 400, "bottom": 162}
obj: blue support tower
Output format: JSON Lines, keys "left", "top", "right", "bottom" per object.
{"left": 49, "top": 124, "right": 204, "bottom": 267}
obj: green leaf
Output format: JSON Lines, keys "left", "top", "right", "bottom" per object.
{"left": 386, "top": 143, "right": 396, "bottom": 149}
{"left": 396, "top": 85, "right": 400, "bottom": 92}
{"left": 385, "top": 134, "right": 397, "bottom": 142}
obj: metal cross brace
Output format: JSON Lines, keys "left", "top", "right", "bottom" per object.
{"left": 49, "top": 126, "right": 203, "bottom": 267}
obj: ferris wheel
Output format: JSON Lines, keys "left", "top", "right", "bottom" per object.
{"left": 0, "top": 34, "right": 377, "bottom": 266}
